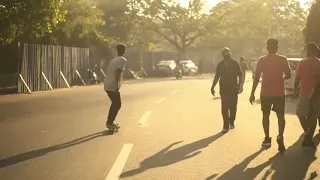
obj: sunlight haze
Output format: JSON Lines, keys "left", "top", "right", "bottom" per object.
{"left": 179, "top": 0, "right": 313, "bottom": 9}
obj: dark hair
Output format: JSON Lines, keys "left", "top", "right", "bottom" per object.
{"left": 306, "top": 42, "right": 319, "bottom": 57}
{"left": 317, "top": 48, "right": 320, "bottom": 58}
{"left": 267, "top": 38, "right": 278, "bottom": 53}
{"left": 116, "top": 44, "right": 126, "bottom": 55}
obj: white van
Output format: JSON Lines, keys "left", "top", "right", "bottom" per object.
{"left": 285, "top": 58, "right": 303, "bottom": 95}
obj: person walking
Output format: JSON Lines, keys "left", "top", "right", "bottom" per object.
{"left": 104, "top": 44, "right": 127, "bottom": 129}
{"left": 211, "top": 47, "right": 244, "bottom": 133}
{"left": 251, "top": 59, "right": 258, "bottom": 79}
{"left": 293, "top": 42, "right": 320, "bottom": 148}
{"left": 239, "top": 56, "right": 248, "bottom": 82}
{"left": 249, "top": 38, "right": 291, "bottom": 153}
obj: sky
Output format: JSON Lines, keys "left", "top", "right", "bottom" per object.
{"left": 178, "top": 0, "right": 313, "bottom": 9}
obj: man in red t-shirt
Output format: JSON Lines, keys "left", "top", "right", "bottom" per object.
{"left": 293, "top": 42, "right": 320, "bottom": 149}
{"left": 249, "top": 38, "right": 291, "bottom": 153}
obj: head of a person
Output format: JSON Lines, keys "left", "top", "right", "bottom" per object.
{"left": 240, "top": 56, "right": 244, "bottom": 62}
{"left": 116, "top": 44, "right": 126, "bottom": 56}
{"left": 221, "top": 47, "right": 231, "bottom": 59}
{"left": 306, "top": 42, "right": 319, "bottom": 57}
{"left": 266, "top": 38, "right": 279, "bottom": 54}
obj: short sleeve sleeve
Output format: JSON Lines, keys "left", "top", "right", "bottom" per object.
{"left": 282, "top": 57, "right": 291, "bottom": 73}
{"left": 118, "top": 57, "right": 127, "bottom": 70}
{"left": 296, "top": 61, "right": 303, "bottom": 78}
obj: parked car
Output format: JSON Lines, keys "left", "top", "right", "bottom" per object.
{"left": 285, "top": 58, "right": 303, "bottom": 95}
{"left": 179, "top": 60, "right": 199, "bottom": 75}
{"left": 155, "top": 60, "right": 177, "bottom": 77}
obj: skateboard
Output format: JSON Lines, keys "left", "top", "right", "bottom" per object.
{"left": 107, "top": 125, "right": 120, "bottom": 134}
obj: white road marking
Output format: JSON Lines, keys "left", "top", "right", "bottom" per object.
{"left": 172, "top": 89, "right": 180, "bottom": 94}
{"left": 138, "top": 111, "right": 152, "bottom": 125}
{"left": 105, "top": 144, "right": 134, "bottom": 180}
{"left": 156, "top": 97, "right": 166, "bottom": 104}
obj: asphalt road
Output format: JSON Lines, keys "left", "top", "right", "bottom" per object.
{"left": 0, "top": 74, "right": 319, "bottom": 180}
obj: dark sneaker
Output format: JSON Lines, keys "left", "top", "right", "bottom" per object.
{"left": 107, "top": 123, "right": 119, "bottom": 129}
{"left": 262, "top": 137, "right": 272, "bottom": 147}
{"left": 230, "top": 124, "right": 235, "bottom": 129}
{"left": 221, "top": 128, "right": 229, "bottom": 133}
{"left": 277, "top": 136, "right": 286, "bottom": 153}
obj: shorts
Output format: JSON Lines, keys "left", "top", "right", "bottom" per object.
{"left": 260, "top": 96, "right": 285, "bottom": 114}
{"left": 296, "top": 96, "right": 309, "bottom": 118}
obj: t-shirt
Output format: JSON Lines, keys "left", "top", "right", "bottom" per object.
{"left": 216, "top": 59, "right": 243, "bottom": 94}
{"left": 296, "top": 58, "right": 320, "bottom": 97}
{"left": 104, "top": 56, "right": 127, "bottom": 91}
{"left": 256, "top": 54, "right": 291, "bottom": 97}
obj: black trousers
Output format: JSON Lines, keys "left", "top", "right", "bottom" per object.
{"left": 106, "top": 91, "right": 121, "bottom": 124}
{"left": 304, "top": 115, "right": 319, "bottom": 143}
{"left": 221, "top": 93, "right": 238, "bottom": 129}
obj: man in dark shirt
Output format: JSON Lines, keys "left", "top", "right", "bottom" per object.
{"left": 239, "top": 57, "right": 248, "bottom": 81}
{"left": 211, "top": 47, "right": 244, "bottom": 133}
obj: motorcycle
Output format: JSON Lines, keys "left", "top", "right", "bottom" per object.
{"left": 174, "top": 69, "right": 182, "bottom": 79}
{"left": 87, "top": 69, "right": 100, "bottom": 84}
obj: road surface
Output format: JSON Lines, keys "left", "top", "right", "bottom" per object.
{"left": 0, "top": 74, "right": 319, "bottom": 180}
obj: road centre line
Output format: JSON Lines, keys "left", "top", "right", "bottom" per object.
{"left": 138, "top": 111, "right": 152, "bottom": 125}
{"left": 172, "top": 89, "right": 180, "bottom": 94}
{"left": 105, "top": 144, "right": 134, "bottom": 180}
{"left": 156, "top": 97, "right": 166, "bottom": 104}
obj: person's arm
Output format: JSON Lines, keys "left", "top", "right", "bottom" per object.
{"left": 293, "top": 61, "right": 302, "bottom": 98}
{"left": 250, "top": 59, "right": 262, "bottom": 97}
{"left": 283, "top": 57, "right": 292, "bottom": 80}
{"left": 115, "top": 58, "right": 127, "bottom": 90}
{"left": 211, "top": 63, "right": 221, "bottom": 89}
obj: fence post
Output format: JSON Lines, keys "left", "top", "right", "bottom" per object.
{"left": 19, "top": 74, "right": 32, "bottom": 94}
{"left": 60, "top": 71, "right": 70, "bottom": 88}
{"left": 75, "top": 70, "right": 86, "bottom": 85}
{"left": 100, "top": 69, "right": 106, "bottom": 78}
{"left": 42, "top": 72, "right": 53, "bottom": 90}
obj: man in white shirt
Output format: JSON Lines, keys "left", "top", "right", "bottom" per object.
{"left": 104, "top": 44, "right": 127, "bottom": 128}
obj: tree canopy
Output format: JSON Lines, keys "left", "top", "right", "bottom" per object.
{"left": 304, "top": 0, "right": 320, "bottom": 47}
{"left": 0, "top": 0, "right": 311, "bottom": 58}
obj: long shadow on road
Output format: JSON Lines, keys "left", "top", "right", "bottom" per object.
{"left": 120, "top": 132, "right": 225, "bottom": 178}
{"left": 0, "top": 130, "right": 109, "bottom": 168}
{"left": 214, "top": 133, "right": 320, "bottom": 180}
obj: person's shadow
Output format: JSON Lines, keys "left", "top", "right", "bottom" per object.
{"left": 214, "top": 147, "right": 272, "bottom": 180}
{"left": 0, "top": 130, "right": 109, "bottom": 168}
{"left": 260, "top": 133, "right": 320, "bottom": 180}
{"left": 120, "top": 133, "right": 225, "bottom": 178}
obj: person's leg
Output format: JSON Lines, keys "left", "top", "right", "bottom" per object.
{"left": 106, "top": 91, "right": 122, "bottom": 125}
{"left": 274, "top": 96, "right": 286, "bottom": 152}
{"left": 229, "top": 93, "right": 238, "bottom": 128}
{"left": 296, "top": 97, "right": 309, "bottom": 132}
{"left": 303, "top": 114, "right": 317, "bottom": 148}
{"left": 261, "top": 97, "right": 272, "bottom": 146}
{"left": 221, "top": 94, "right": 230, "bottom": 132}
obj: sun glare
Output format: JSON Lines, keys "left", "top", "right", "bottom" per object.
{"left": 178, "top": 0, "right": 313, "bottom": 9}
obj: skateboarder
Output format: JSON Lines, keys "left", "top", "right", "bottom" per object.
{"left": 211, "top": 47, "right": 244, "bottom": 133}
{"left": 104, "top": 44, "right": 127, "bottom": 129}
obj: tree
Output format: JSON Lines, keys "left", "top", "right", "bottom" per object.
{"left": 43, "top": 0, "right": 105, "bottom": 47}
{"left": 304, "top": 0, "right": 320, "bottom": 46}
{"left": 198, "top": 0, "right": 306, "bottom": 56}
{"left": 138, "top": 0, "right": 211, "bottom": 59}
{"left": 0, "top": 0, "right": 65, "bottom": 44}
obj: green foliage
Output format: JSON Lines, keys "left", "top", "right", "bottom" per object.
{"left": 0, "top": 0, "right": 64, "bottom": 44}
{"left": 304, "top": 0, "right": 320, "bottom": 46}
